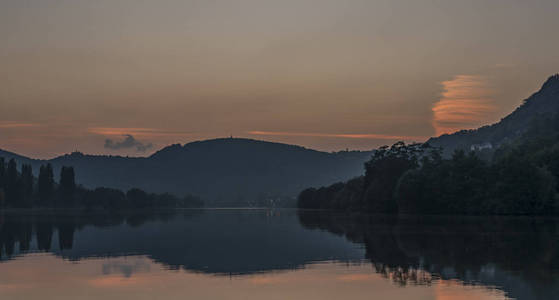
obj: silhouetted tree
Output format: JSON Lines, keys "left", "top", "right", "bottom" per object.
{"left": 59, "top": 166, "right": 76, "bottom": 207}
{"left": 298, "top": 131, "right": 559, "bottom": 215}
{"left": 38, "top": 164, "right": 55, "bottom": 207}
{"left": 127, "top": 188, "right": 151, "bottom": 208}
{"left": 0, "top": 158, "right": 202, "bottom": 211}
{"left": 20, "top": 164, "right": 34, "bottom": 208}
{"left": 5, "top": 159, "right": 21, "bottom": 207}
{"left": 297, "top": 188, "right": 318, "bottom": 209}
{"left": 84, "top": 187, "right": 127, "bottom": 209}
{"left": 0, "top": 157, "right": 5, "bottom": 207}
{"left": 362, "top": 142, "right": 424, "bottom": 213}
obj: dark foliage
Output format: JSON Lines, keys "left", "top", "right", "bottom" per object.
{"left": 298, "top": 75, "right": 559, "bottom": 215}
{"left": 0, "top": 160, "right": 204, "bottom": 210}
{"left": 299, "top": 116, "right": 559, "bottom": 215}
{"left": 38, "top": 164, "right": 55, "bottom": 207}
{"left": 20, "top": 164, "right": 34, "bottom": 208}
{"left": 59, "top": 166, "right": 76, "bottom": 207}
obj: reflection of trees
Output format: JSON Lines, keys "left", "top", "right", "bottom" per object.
{"left": 1, "top": 210, "right": 361, "bottom": 276}
{"left": 374, "top": 264, "right": 433, "bottom": 286}
{"left": 58, "top": 222, "right": 76, "bottom": 250}
{"left": 0, "top": 218, "right": 32, "bottom": 257}
{"left": 36, "top": 221, "right": 53, "bottom": 251}
{"left": 1, "top": 209, "right": 557, "bottom": 299}
{"left": 0, "top": 211, "right": 195, "bottom": 260}
{"left": 298, "top": 211, "right": 559, "bottom": 298}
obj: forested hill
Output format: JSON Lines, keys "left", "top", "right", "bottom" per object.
{"left": 428, "top": 74, "right": 559, "bottom": 155}
{"left": 297, "top": 74, "right": 559, "bottom": 215}
{"left": 0, "top": 138, "right": 373, "bottom": 206}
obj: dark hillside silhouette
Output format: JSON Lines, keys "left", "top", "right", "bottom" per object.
{"left": 0, "top": 138, "right": 372, "bottom": 206}
{"left": 429, "top": 74, "right": 559, "bottom": 155}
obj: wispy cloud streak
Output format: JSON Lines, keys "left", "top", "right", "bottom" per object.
{"left": 432, "top": 75, "right": 496, "bottom": 136}
{"left": 0, "top": 121, "right": 36, "bottom": 128}
{"left": 88, "top": 127, "right": 192, "bottom": 138}
{"left": 248, "top": 131, "right": 427, "bottom": 141}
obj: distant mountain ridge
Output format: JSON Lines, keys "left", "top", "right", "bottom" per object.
{"left": 0, "top": 138, "right": 373, "bottom": 206}
{"left": 428, "top": 74, "right": 559, "bottom": 154}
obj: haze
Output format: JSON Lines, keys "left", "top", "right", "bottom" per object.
{"left": 2, "top": 0, "right": 559, "bottom": 158}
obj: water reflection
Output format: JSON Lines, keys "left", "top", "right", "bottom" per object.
{"left": 298, "top": 212, "right": 559, "bottom": 300}
{"left": 0, "top": 209, "right": 557, "bottom": 299}
{"left": 0, "top": 210, "right": 364, "bottom": 274}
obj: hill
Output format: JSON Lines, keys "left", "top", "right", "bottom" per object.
{"left": 0, "top": 138, "right": 373, "bottom": 206}
{"left": 297, "top": 74, "right": 559, "bottom": 215}
{"left": 428, "top": 74, "right": 559, "bottom": 155}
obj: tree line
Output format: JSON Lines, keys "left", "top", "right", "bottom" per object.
{"left": 298, "top": 114, "right": 559, "bottom": 215}
{"left": 0, "top": 159, "right": 204, "bottom": 210}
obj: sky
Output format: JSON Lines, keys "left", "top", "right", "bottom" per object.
{"left": 1, "top": 0, "right": 559, "bottom": 158}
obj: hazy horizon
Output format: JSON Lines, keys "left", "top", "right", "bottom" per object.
{"left": 2, "top": 136, "right": 376, "bottom": 160}
{"left": 2, "top": 0, "right": 559, "bottom": 158}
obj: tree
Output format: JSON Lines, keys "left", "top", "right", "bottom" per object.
{"left": 490, "top": 151, "right": 555, "bottom": 214}
{"left": 20, "top": 164, "right": 34, "bottom": 208}
{"left": 38, "top": 164, "right": 55, "bottom": 207}
{"left": 5, "top": 159, "right": 21, "bottom": 207}
{"left": 59, "top": 166, "right": 76, "bottom": 207}
{"left": 297, "top": 187, "right": 318, "bottom": 209}
{"left": 126, "top": 188, "right": 151, "bottom": 208}
{"left": 0, "top": 157, "right": 5, "bottom": 186}
{"left": 84, "top": 187, "right": 126, "bottom": 209}
{"left": 0, "top": 157, "right": 5, "bottom": 207}
{"left": 362, "top": 142, "right": 425, "bottom": 213}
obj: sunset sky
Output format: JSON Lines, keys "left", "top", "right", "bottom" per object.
{"left": 2, "top": 0, "right": 559, "bottom": 158}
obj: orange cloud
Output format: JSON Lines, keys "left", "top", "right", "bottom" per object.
{"left": 88, "top": 127, "right": 192, "bottom": 138}
{"left": 432, "top": 75, "right": 497, "bottom": 136}
{"left": 0, "top": 121, "right": 37, "bottom": 128}
{"left": 248, "top": 131, "right": 427, "bottom": 141}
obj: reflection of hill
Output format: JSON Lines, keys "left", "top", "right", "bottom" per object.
{"left": 0, "top": 210, "right": 364, "bottom": 275}
{"left": 297, "top": 212, "right": 559, "bottom": 300}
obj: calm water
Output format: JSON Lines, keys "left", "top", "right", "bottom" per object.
{"left": 0, "top": 209, "right": 558, "bottom": 300}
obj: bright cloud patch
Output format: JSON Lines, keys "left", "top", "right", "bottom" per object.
{"left": 432, "top": 75, "right": 496, "bottom": 136}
